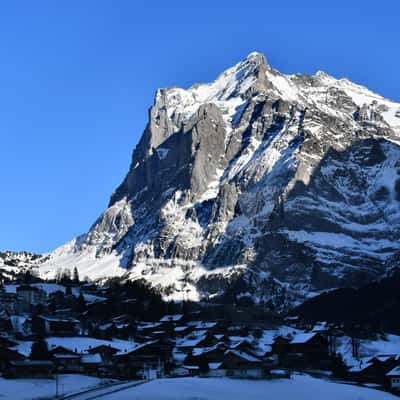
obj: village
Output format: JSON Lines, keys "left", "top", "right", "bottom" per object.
{"left": 0, "top": 270, "right": 400, "bottom": 398}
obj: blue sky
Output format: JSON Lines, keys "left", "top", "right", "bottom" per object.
{"left": 1, "top": 1, "right": 399, "bottom": 253}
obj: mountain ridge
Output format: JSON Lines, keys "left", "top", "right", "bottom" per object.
{"left": 32, "top": 52, "right": 400, "bottom": 308}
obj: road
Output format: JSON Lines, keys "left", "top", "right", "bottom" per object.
{"left": 60, "top": 380, "right": 145, "bottom": 400}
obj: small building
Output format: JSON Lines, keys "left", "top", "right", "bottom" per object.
{"left": 49, "top": 345, "right": 77, "bottom": 356}
{"left": 87, "top": 344, "right": 119, "bottom": 365}
{"left": 211, "top": 350, "right": 267, "bottom": 379}
{"left": 33, "top": 316, "right": 80, "bottom": 336}
{"left": 289, "top": 332, "right": 329, "bottom": 355}
{"left": 387, "top": 366, "right": 400, "bottom": 391}
{"left": 184, "top": 343, "right": 228, "bottom": 367}
{"left": 53, "top": 353, "right": 81, "bottom": 373}
{"left": 137, "top": 322, "right": 163, "bottom": 336}
{"left": 10, "top": 315, "right": 32, "bottom": 338}
{"left": 348, "top": 355, "right": 400, "bottom": 385}
{"left": 177, "top": 333, "right": 218, "bottom": 353}
{"left": 173, "top": 325, "right": 194, "bottom": 338}
{"left": 4, "top": 360, "right": 53, "bottom": 379}
{"left": 97, "top": 322, "right": 118, "bottom": 339}
{"left": 113, "top": 339, "right": 173, "bottom": 379}
{"left": 230, "top": 339, "right": 256, "bottom": 354}
{"left": 160, "top": 314, "right": 184, "bottom": 324}
{"left": 16, "top": 285, "right": 47, "bottom": 306}
{"left": 271, "top": 335, "right": 291, "bottom": 355}
{"left": 0, "top": 347, "right": 25, "bottom": 372}
{"left": 81, "top": 353, "right": 102, "bottom": 375}
{"left": 274, "top": 332, "right": 330, "bottom": 369}
{"left": 171, "top": 365, "right": 192, "bottom": 377}
{"left": 159, "top": 314, "right": 185, "bottom": 332}
{"left": 0, "top": 290, "right": 17, "bottom": 314}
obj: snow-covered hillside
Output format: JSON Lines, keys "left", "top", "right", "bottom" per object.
{"left": 35, "top": 52, "right": 400, "bottom": 306}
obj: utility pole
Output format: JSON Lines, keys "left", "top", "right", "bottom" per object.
{"left": 55, "top": 371, "right": 59, "bottom": 399}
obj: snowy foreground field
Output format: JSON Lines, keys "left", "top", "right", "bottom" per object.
{"left": 1, "top": 374, "right": 398, "bottom": 400}
{"left": 0, "top": 374, "right": 102, "bottom": 399}
{"left": 103, "top": 375, "right": 398, "bottom": 400}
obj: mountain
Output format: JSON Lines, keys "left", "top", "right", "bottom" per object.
{"left": 37, "top": 52, "right": 400, "bottom": 307}
{"left": 0, "top": 251, "right": 45, "bottom": 280}
{"left": 293, "top": 267, "right": 400, "bottom": 333}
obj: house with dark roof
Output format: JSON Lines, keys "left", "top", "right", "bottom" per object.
{"left": 32, "top": 315, "right": 80, "bottom": 336}
{"left": 4, "top": 360, "right": 53, "bottom": 379}
{"left": 271, "top": 332, "right": 331, "bottom": 368}
{"left": 16, "top": 285, "right": 47, "bottom": 312}
{"left": 87, "top": 344, "right": 120, "bottom": 365}
{"left": 81, "top": 353, "right": 102, "bottom": 375}
{"left": 348, "top": 355, "right": 400, "bottom": 385}
{"left": 387, "top": 365, "right": 400, "bottom": 391}
{"left": 0, "top": 347, "right": 24, "bottom": 372}
{"left": 53, "top": 353, "right": 81, "bottom": 373}
{"left": 112, "top": 339, "right": 174, "bottom": 379}
{"left": 211, "top": 350, "right": 267, "bottom": 379}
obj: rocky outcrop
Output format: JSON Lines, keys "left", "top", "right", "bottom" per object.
{"left": 39, "top": 52, "right": 400, "bottom": 307}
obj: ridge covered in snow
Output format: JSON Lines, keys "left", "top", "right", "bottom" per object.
{"left": 33, "top": 52, "right": 400, "bottom": 307}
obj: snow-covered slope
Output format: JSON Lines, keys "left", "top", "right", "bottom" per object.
{"left": 0, "top": 251, "right": 45, "bottom": 280}
{"left": 38, "top": 52, "right": 400, "bottom": 306}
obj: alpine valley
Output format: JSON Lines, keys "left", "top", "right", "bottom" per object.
{"left": 6, "top": 52, "right": 400, "bottom": 309}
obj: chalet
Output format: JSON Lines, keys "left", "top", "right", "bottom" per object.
{"left": 192, "top": 321, "right": 220, "bottom": 334}
{"left": 113, "top": 339, "right": 174, "bottom": 379}
{"left": 0, "top": 290, "right": 17, "bottom": 314}
{"left": 289, "top": 332, "right": 329, "bottom": 355}
{"left": 171, "top": 365, "right": 192, "bottom": 377}
{"left": 150, "top": 330, "right": 168, "bottom": 339}
{"left": 159, "top": 314, "right": 185, "bottom": 332}
{"left": 387, "top": 366, "right": 400, "bottom": 391}
{"left": 49, "top": 345, "right": 77, "bottom": 356}
{"left": 87, "top": 344, "right": 119, "bottom": 364}
{"left": 311, "top": 321, "right": 329, "bottom": 334}
{"left": 160, "top": 314, "right": 184, "bottom": 324}
{"left": 10, "top": 315, "right": 32, "bottom": 338}
{"left": 180, "top": 364, "right": 199, "bottom": 376}
{"left": 184, "top": 343, "right": 228, "bottom": 366}
{"left": 254, "top": 342, "right": 273, "bottom": 359}
{"left": 81, "top": 353, "right": 102, "bottom": 375}
{"left": 206, "top": 350, "right": 266, "bottom": 379}
{"left": 271, "top": 332, "right": 330, "bottom": 368}
{"left": 16, "top": 285, "right": 46, "bottom": 307}
{"left": 271, "top": 335, "right": 291, "bottom": 355}
{"left": 348, "top": 355, "right": 400, "bottom": 385}
{"left": 205, "top": 362, "right": 224, "bottom": 377}
{"left": 53, "top": 308, "right": 75, "bottom": 318}
{"left": 53, "top": 353, "right": 81, "bottom": 373}
{"left": 97, "top": 322, "right": 118, "bottom": 339}
{"left": 33, "top": 316, "right": 80, "bottom": 336}
{"left": 230, "top": 339, "right": 256, "bottom": 354}
{"left": 97, "top": 320, "right": 131, "bottom": 340}
{"left": 0, "top": 347, "right": 24, "bottom": 372}
{"left": 137, "top": 322, "right": 163, "bottom": 336}
{"left": 173, "top": 325, "right": 194, "bottom": 338}
{"left": 177, "top": 332, "right": 218, "bottom": 353}
{"left": 214, "top": 334, "right": 230, "bottom": 343}
{"left": 4, "top": 360, "right": 53, "bottom": 379}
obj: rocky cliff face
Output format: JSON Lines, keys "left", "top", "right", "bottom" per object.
{"left": 39, "top": 52, "right": 400, "bottom": 307}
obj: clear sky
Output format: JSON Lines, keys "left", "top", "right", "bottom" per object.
{"left": 1, "top": 0, "right": 399, "bottom": 253}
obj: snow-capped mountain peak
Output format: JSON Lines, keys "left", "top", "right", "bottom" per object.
{"left": 38, "top": 52, "right": 400, "bottom": 307}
